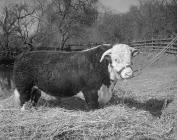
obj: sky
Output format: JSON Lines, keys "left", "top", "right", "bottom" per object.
{"left": 0, "top": 0, "right": 139, "bottom": 14}
{"left": 100, "top": 0, "right": 139, "bottom": 13}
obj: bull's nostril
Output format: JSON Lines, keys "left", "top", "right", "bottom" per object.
{"left": 125, "top": 73, "right": 132, "bottom": 77}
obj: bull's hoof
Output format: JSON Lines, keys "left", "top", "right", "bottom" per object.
{"left": 20, "top": 101, "right": 37, "bottom": 111}
{"left": 87, "top": 102, "right": 99, "bottom": 110}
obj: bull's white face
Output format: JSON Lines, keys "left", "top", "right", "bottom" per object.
{"left": 100, "top": 44, "right": 138, "bottom": 80}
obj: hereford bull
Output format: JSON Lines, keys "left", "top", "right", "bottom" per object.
{"left": 13, "top": 44, "right": 138, "bottom": 110}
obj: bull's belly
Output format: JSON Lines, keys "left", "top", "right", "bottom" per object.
{"left": 36, "top": 82, "right": 81, "bottom": 98}
{"left": 37, "top": 88, "right": 85, "bottom": 101}
{"left": 35, "top": 83, "right": 112, "bottom": 105}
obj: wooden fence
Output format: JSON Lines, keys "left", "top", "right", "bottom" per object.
{"left": 65, "top": 38, "right": 177, "bottom": 54}
{"left": 1, "top": 38, "right": 177, "bottom": 65}
{"left": 129, "top": 38, "right": 177, "bottom": 54}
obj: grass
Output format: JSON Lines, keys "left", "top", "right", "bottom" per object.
{"left": 0, "top": 52, "right": 177, "bottom": 140}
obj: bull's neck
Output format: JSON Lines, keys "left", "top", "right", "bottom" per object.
{"left": 94, "top": 45, "right": 110, "bottom": 62}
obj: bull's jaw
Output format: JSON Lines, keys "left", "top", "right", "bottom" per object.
{"left": 108, "top": 64, "right": 121, "bottom": 80}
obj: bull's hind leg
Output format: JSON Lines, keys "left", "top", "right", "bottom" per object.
{"left": 14, "top": 81, "right": 34, "bottom": 110}
{"left": 14, "top": 86, "right": 41, "bottom": 110}
{"left": 30, "top": 86, "right": 41, "bottom": 106}
{"left": 14, "top": 87, "right": 32, "bottom": 110}
{"left": 82, "top": 89, "right": 99, "bottom": 109}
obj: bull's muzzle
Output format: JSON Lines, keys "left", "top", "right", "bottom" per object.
{"left": 118, "top": 65, "right": 133, "bottom": 79}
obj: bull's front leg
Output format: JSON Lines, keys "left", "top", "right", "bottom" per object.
{"left": 82, "top": 89, "right": 99, "bottom": 109}
{"left": 98, "top": 84, "right": 113, "bottom": 106}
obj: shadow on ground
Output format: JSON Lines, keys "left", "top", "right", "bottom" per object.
{"left": 36, "top": 93, "right": 173, "bottom": 117}
{"left": 109, "top": 94, "right": 173, "bottom": 117}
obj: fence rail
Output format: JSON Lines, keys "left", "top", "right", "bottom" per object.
{"left": 129, "top": 38, "right": 177, "bottom": 54}
{"left": 64, "top": 38, "right": 177, "bottom": 54}
{"left": 0, "top": 38, "right": 177, "bottom": 65}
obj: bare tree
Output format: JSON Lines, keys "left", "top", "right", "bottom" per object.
{"left": 0, "top": 3, "right": 38, "bottom": 53}
{"left": 35, "top": 0, "right": 98, "bottom": 50}
{"left": 98, "top": 0, "right": 177, "bottom": 43}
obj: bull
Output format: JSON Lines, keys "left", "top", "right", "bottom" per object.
{"left": 13, "top": 44, "right": 138, "bottom": 110}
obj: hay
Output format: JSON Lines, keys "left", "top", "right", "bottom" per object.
{"left": 0, "top": 94, "right": 175, "bottom": 140}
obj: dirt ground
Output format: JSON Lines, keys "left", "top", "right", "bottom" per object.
{"left": 0, "top": 52, "right": 177, "bottom": 139}
{"left": 115, "top": 52, "right": 177, "bottom": 100}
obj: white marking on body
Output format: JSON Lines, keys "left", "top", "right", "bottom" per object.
{"left": 14, "top": 89, "right": 20, "bottom": 105}
{"left": 74, "top": 91, "right": 85, "bottom": 100}
{"left": 21, "top": 104, "right": 26, "bottom": 111}
{"left": 98, "top": 84, "right": 112, "bottom": 105}
{"left": 33, "top": 86, "right": 38, "bottom": 89}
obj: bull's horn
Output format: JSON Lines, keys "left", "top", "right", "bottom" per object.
{"left": 129, "top": 47, "right": 139, "bottom": 57}
{"left": 129, "top": 47, "right": 137, "bottom": 52}
{"left": 100, "top": 49, "right": 112, "bottom": 62}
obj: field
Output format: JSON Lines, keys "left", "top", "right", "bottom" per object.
{"left": 0, "top": 52, "right": 177, "bottom": 140}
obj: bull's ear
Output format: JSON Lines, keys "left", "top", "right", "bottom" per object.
{"left": 100, "top": 49, "right": 112, "bottom": 62}
{"left": 130, "top": 47, "right": 139, "bottom": 57}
